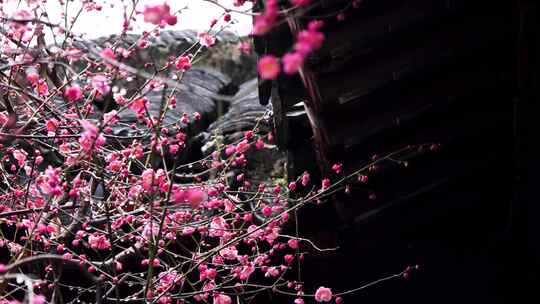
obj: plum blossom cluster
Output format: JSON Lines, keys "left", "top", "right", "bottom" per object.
{"left": 142, "top": 3, "right": 178, "bottom": 27}
{"left": 0, "top": 0, "right": 413, "bottom": 303}
{"left": 254, "top": 0, "right": 364, "bottom": 80}
{"left": 258, "top": 19, "right": 325, "bottom": 80}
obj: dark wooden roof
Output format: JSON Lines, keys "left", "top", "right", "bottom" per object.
{"left": 254, "top": 0, "right": 540, "bottom": 303}
{"left": 258, "top": 0, "right": 514, "bottom": 166}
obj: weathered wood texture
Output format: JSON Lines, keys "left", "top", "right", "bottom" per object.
{"left": 255, "top": 0, "right": 535, "bottom": 303}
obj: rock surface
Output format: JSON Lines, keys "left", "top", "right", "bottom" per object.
{"left": 202, "top": 78, "right": 287, "bottom": 184}
{"left": 78, "top": 30, "right": 256, "bottom": 88}
{"left": 204, "top": 78, "right": 269, "bottom": 145}
{"left": 113, "top": 67, "right": 231, "bottom": 138}
{"left": 80, "top": 30, "right": 257, "bottom": 147}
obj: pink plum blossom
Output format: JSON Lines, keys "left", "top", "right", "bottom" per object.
{"left": 315, "top": 287, "right": 333, "bottom": 302}
{"left": 91, "top": 74, "right": 110, "bottom": 95}
{"left": 38, "top": 166, "right": 62, "bottom": 197}
{"left": 198, "top": 32, "right": 216, "bottom": 47}
{"left": 88, "top": 233, "right": 111, "bottom": 250}
{"left": 13, "top": 149, "right": 27, "bottom": 167}
{"left": 64, "top": 85, "right": 83, "bottom": 102}
{"left": 175, "top": 56, "right": 191, "bottom": 71}
{"left": 79, "top": 120, "right": 105, "bottom": 152}
{"left": 258, "top": 55, "right": 280, "bottom": 80}
{"left": 143, "top": 3, "right": 177, "bottom": 26}
{"left": 141, "top": 169, "right": 155, "bottom": 191}
{"left": 129, "top": 97, "right": 148, "bottom": 114}
{"left": 282, "top": 52, "right": 304, "bottom": 74}
{"left": 100, "top": 47, "right": 116, "bottom": 61}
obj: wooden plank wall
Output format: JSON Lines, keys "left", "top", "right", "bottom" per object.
{"left": 254, "top": 0, "right": 539, "bottom": 303}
